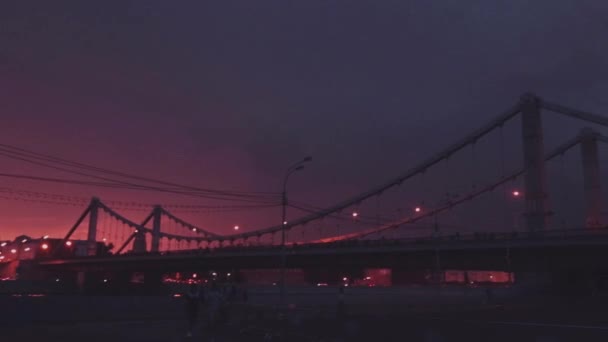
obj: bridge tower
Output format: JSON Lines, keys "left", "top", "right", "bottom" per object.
{"left": 87, "top": 197, "right": 100, "bottom": 256}
{"left": 520, "top": 93, "right": 550, "bottom": 231}
{"left": 151, "top": 205, "right": 162, "bottom": 252}
{"left": 580, "top": 128, "right": 602, "bottom": 228}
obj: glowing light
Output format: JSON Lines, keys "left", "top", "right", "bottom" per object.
{"left": 192, "top": 228, "right": 197, "bottom": 232}
{"left": 352, "top": 212, "right": 358, "bottom": 218}
{"left": 365, "top": 276, "right": 372, "bottom": 280}
{"left": 102, "top": 238, "right": 107, "bottom": 242}
{"left": 21, "top": 239, "right": 27, "bottom": 243}
{"left": 0, "top": 242, "right": 6, "bottom": 247}
{"left": 103, "top": 279, "right": 108, "bottom": 283}
{"left": 192, "top": 273, "right": 198, "bottom": 278}
{"left": 0, "top": 256, "right": 4, "bottom": 260}
{"left": 227, "top": 273, "right": 231, "bottom": 277}
{"left": 24, "top": 247, "right": 31, "bottom": 252}
{"left": 211, "top": 272, "right": 217, "bottom": 277}
{"left": 283, "top": 221, "right": 287, "bottom": 225}
{"left": 10, "top": 249, "right": 17, "bottom": 254}
{"left": 65, "top": 241, "right": 72, "bottom": 247}
{"left": 342, "top": 277, "right": 348, "bottom": 281}
{"left": 43, "top": 235, "right": 49, "bottom": 239}
{"left": 55, "top": 278, "right": 60, "bottom": 282}
{"left": 41, "top": 244, "right": 49, "bottom": 250}
{"left": 234, "top": 225, "right": 239, "bottom": 231}
{"left": 512, "top": 190, "right": 520, "bottom": 197}
{"left": 414, "top": 207, "right": 422, "bottom": 213}
{"left": 173, "top": 293, "right": 182, "bottom": 298}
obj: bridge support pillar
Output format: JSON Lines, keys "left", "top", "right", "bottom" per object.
{"left": 87, "top": 198, "right": 100, "bottom": 256}
{"left": 580, "top": 128, "right": 602, "bottom": 228}
{"left": 520, "top": 93, "right": 550, "bottom": 231}
{"left": 133, "top": 231, "right": 147, "bottom": 253}
{"left": 151, "top": 206, "right": 162, "bottom": 252}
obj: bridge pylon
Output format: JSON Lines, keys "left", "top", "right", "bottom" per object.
{"left": 87, "top": 197, "right": 100, "bottom": 256}
{"left": 520, "top": 93, "right": 551, "bottom": 231}
{"left": 580, "top": 127, "right": 602, "bottom": 228}
{"left": 151, "top": 205, "right": 162, "bottom": 252}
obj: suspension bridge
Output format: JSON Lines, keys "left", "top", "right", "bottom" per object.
{"left": 15, "top": 93, "right": 608, "bottom": 286}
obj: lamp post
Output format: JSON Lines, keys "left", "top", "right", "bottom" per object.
{"left": 511, "top": 189, "right": 522, "bottom": 230}
{"left": 280, "top": 156, "right": 312, "bottom": 306}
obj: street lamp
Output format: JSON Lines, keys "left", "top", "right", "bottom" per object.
{"left": 280, "top": 156, "right": 312, "bottom": 306}
{"left": 510, "top": 189, "right": 522, "bottom": 229}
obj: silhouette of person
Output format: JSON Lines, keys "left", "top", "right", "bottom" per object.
{"left": 185, "top": 282, "right": 200, "bottom": 337}
{"left": 206, "top": 282, "right": 224, "bottom": 341}
{"left": 337, "top": 285, "right": 345, "bottom": 319}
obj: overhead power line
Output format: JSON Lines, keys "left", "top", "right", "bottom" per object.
{"left": 0, "top": 186, "right": 280, "bottom": 212}
{"left": 0, "top": 142, "right": 280, "bottom": 201}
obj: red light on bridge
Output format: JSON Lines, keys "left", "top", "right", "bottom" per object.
{"left": 41, "top": 243, "right": 49, "bottom": 250}
{"left": 414, "top": 207, "right": 422, "bottom": 213}
{"left": 65, "top": 241, "right": 73, "bottom": 247}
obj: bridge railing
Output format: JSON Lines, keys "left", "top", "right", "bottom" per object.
{"left": 111, "top": 226, "right": 608, "bottom": 257}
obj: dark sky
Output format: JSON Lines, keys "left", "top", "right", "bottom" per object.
{"left": 0, "top": 1, "right": 607, "bottom": 240}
